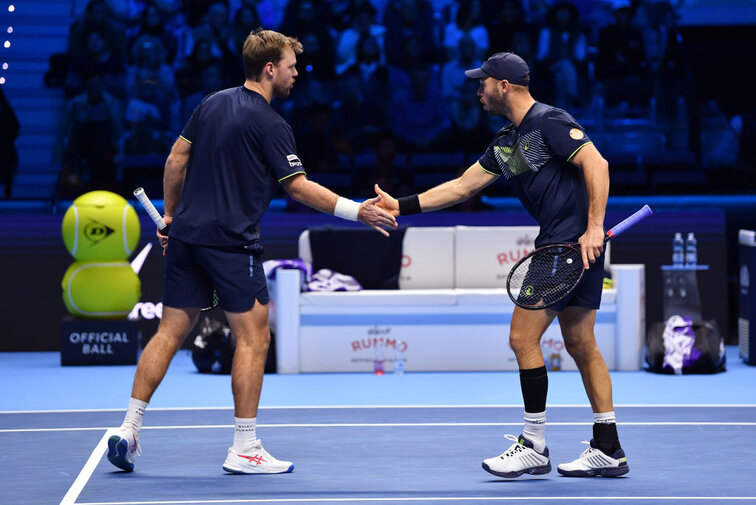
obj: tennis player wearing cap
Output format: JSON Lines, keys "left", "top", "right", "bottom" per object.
{"left": 107, "top": 29, "right": 397, "bottom": 475}
{"left": 375, "top": 52, "right": 628, "bottom": 478}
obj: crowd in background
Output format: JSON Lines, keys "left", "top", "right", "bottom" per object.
{"left": 45, "top": 0, "right": 755, "bottom": 199}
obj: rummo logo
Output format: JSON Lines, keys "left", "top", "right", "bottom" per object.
{"left": 351, "top": 326, "right": 407, "bottom": 352}
{"left": 497, "top": 248, "right": 532, "bottom": 266}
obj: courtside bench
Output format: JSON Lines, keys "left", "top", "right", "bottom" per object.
{"left": 271, "top": 226, "right": 645, "bottom": 373}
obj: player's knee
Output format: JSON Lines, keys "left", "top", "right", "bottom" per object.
{"left": 509, "top": 330, "right": 535, "bottom": 355}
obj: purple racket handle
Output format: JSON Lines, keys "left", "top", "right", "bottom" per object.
{"left": 604, "top": 205, "right": 653, "bottom": 242}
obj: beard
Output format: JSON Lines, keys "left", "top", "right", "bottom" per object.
{"left": 273, "top": 82, "right": 292, "bottom": 99}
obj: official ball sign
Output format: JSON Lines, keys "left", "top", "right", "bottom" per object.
{"left": 60, "top": 318, "right": 140, "bottom": 365}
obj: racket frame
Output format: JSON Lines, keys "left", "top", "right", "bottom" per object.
{"left": 505, "top": 205, "right": 653, "bottom": 310}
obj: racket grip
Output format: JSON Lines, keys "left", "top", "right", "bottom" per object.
{"left": 606, "top": 205, "right": 653, "bottom": 240}
{"left": 133, "top": 187, "right": 167, "bottom": 231}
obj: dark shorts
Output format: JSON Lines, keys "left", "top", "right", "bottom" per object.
{"left": 551, "top": 251, "right": 605, "bottom": 312}
{"left": 163, "top": 238, "right": 269, "bottom": 312}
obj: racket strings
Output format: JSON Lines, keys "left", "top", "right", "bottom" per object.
{"left": 508, "top": 247, "right": 584, "bottom": 308}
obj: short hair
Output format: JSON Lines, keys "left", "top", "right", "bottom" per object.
{"left": 242, "top": 28, "right": 303, "bottom": 81}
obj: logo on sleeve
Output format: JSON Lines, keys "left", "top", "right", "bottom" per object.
{"left": 286, "top": 154, "right": 302, "bottom": 167}
{"left": 569, "top": 128, "right": 584, "bottom": 140}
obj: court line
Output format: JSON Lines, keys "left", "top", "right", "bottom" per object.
{"left": 5, "top": 421, "right": 756, "bottom": 434}
{"left": 59, "top": 428, "right": 114, "bottom": 505}
{"left": 3, "top": 404, "right": 756, "bottom": 414}
{"left": 73, "top": 496, "right": 756, "bottom": 504}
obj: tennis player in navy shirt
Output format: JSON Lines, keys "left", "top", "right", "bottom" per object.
{"left": 107, "top": 29, "right": 397, "bottom": 475}
{"left": 375, "top": 52, "right": 629, "bottom": 479}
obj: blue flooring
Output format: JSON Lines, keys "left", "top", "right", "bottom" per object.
{"left": 1, "top": 347, "right": 756, "bottom": 504}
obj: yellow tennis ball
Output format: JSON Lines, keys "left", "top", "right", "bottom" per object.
{"left": 62, "top": 261, "right": 142, "bottom": 319}
{"left": 62, "top": 190, "right": 140, "bottom": 260}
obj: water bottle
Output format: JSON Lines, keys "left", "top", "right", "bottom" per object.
{"left": 685, "top": 232, "right": 698, "bottom": 266}
{"left": 373, "top": 339, "right": 385, "bottom": 375}
{"left": 393, "top": 340, "right": 406, "bottom": 375}
{"left": 672, "top": 233, "right": 684, "bottom": 267}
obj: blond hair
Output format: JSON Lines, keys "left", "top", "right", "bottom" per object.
{"left": 243, "top": 28, "right": 303, "bottom": 81}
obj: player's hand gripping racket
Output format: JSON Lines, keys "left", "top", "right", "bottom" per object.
{"left": 133, "top": 187, "right": 219, "bottom": 311}
{"left": 506, "top": 205, "right": 653, "bottom": 310}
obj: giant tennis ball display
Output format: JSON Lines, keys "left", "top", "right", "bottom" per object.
{"left": 62, "top": 261, "right": 141, "bottom": 319}
{"left": 62, "top": 191, "right": 140, "bottom": 261}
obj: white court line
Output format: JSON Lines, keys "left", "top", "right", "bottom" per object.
{"left": 59, "top": 428, "right": 114, "bottom": 505}
{"left": 5, "top": 421, "right": 756, "bottom": 434}
{"left": 3, "top": 404, "right": 756, "bottom": 414}
{"left": 73, "top": 496, "right": 756, "bottom": 504}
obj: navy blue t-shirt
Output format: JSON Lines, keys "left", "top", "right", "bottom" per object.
{"left": 478, "top": 102, "right": 593, "bottom": 247}
{"left": 169, "top": 86, "right": 305, "bottom": 246}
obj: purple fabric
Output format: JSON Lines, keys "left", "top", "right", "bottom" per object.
{"left": 662, "top": 315, "right": 700, "bottom": 373}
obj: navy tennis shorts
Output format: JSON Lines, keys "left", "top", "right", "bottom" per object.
{"left": 163, "top": 237, "right": 269, "bottom": 312}
{"left": 551, "top": 250, "right": 605, "bottom": 312}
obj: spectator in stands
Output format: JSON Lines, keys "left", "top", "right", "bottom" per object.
{"left": 295, "top": 102, "right": 343, "bottom": 175}
{"left": 66, "top": 30, "right": 128, "bottom": 99}
{"left": 130, "top": 4, "right": 179, "bottom": 65}
{"left": 186, "top": 2, "right": 236, "bottom": 62}
{"left": 596, "top": 2, "right": 649, "bottom": 108}
{"left": 0, "top": 87, "right": 19, "bottom": 199}
{"left": 229, "top": 4, "right": 261, "bottom": 55}
{"left": 447, "top": 77, "right": 491, "bottom": 154}
{"left": 384, "top": 0, "right": 439, "bottom": 69}
{"left": 335, "top": 2, "right": 386, "bottom": 75}
{"left": 353, "top": 132, "right": 413, "bottom": 199}
{"left": 635, "top": 1, "right": 687, "bottom": 121}
{"left": 443, "top": 0, "right": 488, "bottom": 62}
{"left": 389, "top": 65, "right": 448, "bottom": 152}
{"left": 124, "top": 37, "right": 178, "bottom": 150}
{"left": 331, "top": 68, "right": 386, "bottom": 152}
{"left": 442, "top": 35, "right": 481, "bottom": 101}
{"left": 345, "top": 35, "right": 389, "bottom": 106}
{"left": 486, "top": 0, "right": 528, "bottom": 55}
{"left": 279, "top": 0, "right": 337, "bottom": 82}
{"left": 59, "top": 75, "right": 122, "bottom": 185}
{"left": 180, "top": 65, "right": 224, "bottom": 125}
{"left": 68, "top": 0, "right": 127, "bottom": 59}
{"left": 175, "top": 39, "right": 221, "bottom": 100}
{"left": 535, "top": 1, "right": 588, "bottom": 108}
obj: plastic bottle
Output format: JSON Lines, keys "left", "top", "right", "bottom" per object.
{"left": 393, "top": 340, "right": 405, "bottom": 375}
{"left": 672, "top": 233, "right": 684, "bottom": 267}
{"left": 373, "top": 339, "right": 385, "bottom": 375}
{"left": 685, "top": 232, "right": 698, "bottom": 266}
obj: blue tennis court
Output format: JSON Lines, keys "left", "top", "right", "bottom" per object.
{"left": 1, "top": 348, "right": 755, "bottom": 505}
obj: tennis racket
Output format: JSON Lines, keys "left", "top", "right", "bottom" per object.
{"left": 506, "top": 205, "right": 653, "bottom": 310}
{"left": 133, "top": 187, "right": 219, "bottom": 311}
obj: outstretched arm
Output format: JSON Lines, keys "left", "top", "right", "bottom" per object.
{"left": 571, "top": 143, "right": 609, "bottom": 269}
{"left": 282, "top": 173, "right": 398, "bottom": 236}
{"left": 374, "top": 162, "right": 499, "bottom": 216}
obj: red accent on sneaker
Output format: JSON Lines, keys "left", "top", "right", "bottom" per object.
{"left": 130, "top": 435, "right": 138, "bottom": 455}
{"left": 237, "top": 454, "right": 267, "bottom": 465}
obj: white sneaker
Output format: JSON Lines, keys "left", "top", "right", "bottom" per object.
{"left": 222, "top": 441, "right": 294, "bottom": 474}
{"left": 482, "top": 434, "right": 552, "bottom": 478}
{"left": 557, "top": 439, "right": 629, "bottom": 477}
{"left": 107, "top": 428, "right": 141, "bottom": 472}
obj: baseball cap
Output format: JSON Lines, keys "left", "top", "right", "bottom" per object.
{"left": 464, "top": 52, "right": 530, "bottom": 86}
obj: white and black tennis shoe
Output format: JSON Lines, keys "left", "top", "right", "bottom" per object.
{"left": 482, "top": 434, "right": 552, "bottom": 478}
{"left": 557, "top": 439, "right": 629, "bottom": 477}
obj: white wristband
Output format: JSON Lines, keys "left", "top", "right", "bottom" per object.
{"left": 334, "top": 197, "right": 360, "bottom": 221}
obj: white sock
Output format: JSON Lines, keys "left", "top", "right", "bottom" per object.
{"left": 233, "top": 417, "right": 258, "bottom": 454}
{"left": 121, "top": 398, "right": 148, "bottom": 433}
{"left": 594, "top": 411, "right": 616, "bottom": 424}
{"left": 523, "top": 410, "right": 547, "bottom": 453}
